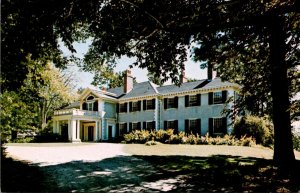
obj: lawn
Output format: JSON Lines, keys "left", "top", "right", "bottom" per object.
{"left": 2, "top": 143, "right": 300, "bottom": 192}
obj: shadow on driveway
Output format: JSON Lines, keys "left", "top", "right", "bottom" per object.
{"left": 4, "top": 154, "right": 300, "bottom": 192}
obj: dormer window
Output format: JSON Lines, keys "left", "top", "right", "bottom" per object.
{"left": 82, "top": 94, "right": 98, "bottom": 111}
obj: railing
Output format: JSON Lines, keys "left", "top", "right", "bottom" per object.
{"left": 54, "top": 109, "right": 101, "bottom": 117}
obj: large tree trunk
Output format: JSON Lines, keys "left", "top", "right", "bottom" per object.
{"left": 268, "top": 14, "right": 295, "bottom": 173}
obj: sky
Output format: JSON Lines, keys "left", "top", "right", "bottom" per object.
{"left": 61, "top": 41, "right": 207, "bottom": 89}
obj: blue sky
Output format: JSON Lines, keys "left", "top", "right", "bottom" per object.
{"left": 60, "top": 41, "right": 207, "bottom": 89}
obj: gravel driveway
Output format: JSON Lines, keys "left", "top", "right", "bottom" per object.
{"left": 5, "top": 143, "right": 300, "bottom": 192}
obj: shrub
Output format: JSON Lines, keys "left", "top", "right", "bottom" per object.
{"left": 233, "top": 115, "right": 273, "bottom": 146}
{"left": 33, "top": 128, "right": 67, "bottom": 142}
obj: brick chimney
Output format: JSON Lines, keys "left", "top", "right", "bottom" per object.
{"left": 180, "top": 70, "right": 188, "bottom": 83}
{"left": 207, "top": 65, "right": 217, "bottom": 80}
{"left": 124, "top": 70, "right": 133, "bottom": 93}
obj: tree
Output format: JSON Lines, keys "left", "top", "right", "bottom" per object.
{"left": 76, "top": 0, "right": 298, "bottom": 172}
{"left": 22, "top": 56, "right": 76, "bottom": 130}
{"left": 0, "top": 91, "right": 35, "bottom": 141}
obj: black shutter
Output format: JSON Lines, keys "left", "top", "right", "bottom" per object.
{"left": 222, "top": 117, "right": 227, "bottom": 134}
{"left": 185, "top": 95, "right": 189, "bottom": 107}
{"left": 174, "top": 120, "right": 178, "bottom": 134}
{"left": 93, "top": 101, "right": 98, "bottom": 111}
{"left": 208, "top": 92, "right": 213, "bottom": 105}
{"left": 164, "top": 121, "right": 167, "bottom": 130}
{"left": 197, "top": 94, "right": 201, "bottom": 106}
{"left": 174, "top": 97, "right": 178, "bottom": 108}
{"left": 143, "top": 122, "right": 146, "bottom": 130}
{"left": 124, "top": 123, "right": 128, "bottom": 133}
{"left": 152, "top": 121, "right": 156, "bottom": 130}
{"left": 116, "top": 104, "right": 119, "bottom": 113}
{"left": 197, "top": 119, "right": 201, "bottom": 135}
{"left": 152, "top": 99, "right": 156, "bottom": 109}
{"left": 138, "top": 101, "right": 141, "bottom": 111}
{"left": 116, "top": 124, "right": 119, "bottom": 137}
{"left": 164, "top": 98, "right": 168, "bottom": 109}
{"left": 82, "top": 102, "right": 87, "bottom": 110}
{"left": 124, "top": 102, "right": 128, "bottom": 113}
{"left": 129, "top": 122, "right": 132, "bottom": 132}
{"left": 137, "top": 122, "right": 141, "bottom": 130}
{"left": 143, "top": 100, "right": 147, "bottom": 110}
{"left": 185, "top": 119, "right": 189, "bottom": 134}
{"left": 129, "top": 102, "right": 133, "bottom": 112}
{"left": 209, "top": 118, "right": 213, "bottom": 135}
{"left": 222, "top": 90, "right": 228, "bottom": 103}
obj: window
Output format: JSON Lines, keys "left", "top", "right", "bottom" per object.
{"left": 119, "top": 103, "right": 127, "bottom": 113}
{"left": 132, "top": 101, "right": 139, "bottom": 112}
{"left": 119, "top": 123, "right": 127, "bottom": 135}
{"left": 209, "top": 91, "right": 227, "bottom": 105}
{"left": 164, "top": 120, "right": 178, "bottom": 133}
{"left": 213, "top": 92, "right": 222, "bottom": 104}
{"left": 86, "top": 95, "right": 94, "bottom": 101}
{"left": 147, "top": 122, "right": 155, "bottom": 130}
{"left": 185, "top": 119, "right": 201, "bottom": 135}
{"left": 213, "top": 118, "right": 224, "bottom": 133}
{"left": 168, "top": 98, "right": 175, "bottom": 108}
{"left": 143, "top": 99, "right": 155, "bottom": 110}
{"left": 189, "top": 95, "right": 198, "bottom": 106}
{"left": 132, "top": 122, "right": 141, "bottom": 131}
{"left": 209, "top": 118, "right": 227, "bottom": 135}
{"left": 87, "top": 103, "right": 93, "bottom": 111}
{"left": 164, "top": 97, "right": 178, "bottom": 109}
{"left": 185, "top": 94, "right": 201, "bottom": 107}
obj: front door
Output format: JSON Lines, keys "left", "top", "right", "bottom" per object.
{"left": 88, "top": 126, "right": 94, "bottom": 141}
{"left": 108, "top": 125, "right": 113, "bottom": 140}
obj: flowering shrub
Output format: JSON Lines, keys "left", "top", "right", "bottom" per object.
{"left": 123, "top": 129, "right": 256, "bottom": 147}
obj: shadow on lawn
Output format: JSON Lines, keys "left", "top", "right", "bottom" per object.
{"left": 2, "top": 154, "right": 300, "bottom": 192}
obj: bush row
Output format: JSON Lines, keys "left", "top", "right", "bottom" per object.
{"left": 123, "top": 129, "right": 256, "bottom": 146}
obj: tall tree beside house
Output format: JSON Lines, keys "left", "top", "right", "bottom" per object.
{"left": 22, "top": 56, "right": 76, "bottom": 130}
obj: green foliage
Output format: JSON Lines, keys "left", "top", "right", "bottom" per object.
{"left": 124, "top": 129, "right": 256, "bottom": 147}
{"left": 0, "top": 91, "right": 36, "bottom": 141}
{"left": 233, "top": 116, "right": 274, "bottom": 146}
{"left": 292, "top": 132, "right": 300, "bottom": 151}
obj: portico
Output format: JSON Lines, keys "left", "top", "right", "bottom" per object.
{"left": 52, "top": 108, "right": 105, "bottom": 142}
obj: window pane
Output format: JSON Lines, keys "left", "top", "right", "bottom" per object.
{"left": 213, "top": 118, "right": 223, "bottom": 133}
{"left": 120, "top": 103, "right": 127, "bottom": 113}
{"left": 189, "top": 95, "right": 198, "bottom": 106}
{"left": 167, "top": 121, "right": 175, "bottom": 129}
{"left": 88, "top": 103, "right": 93, "bottom": 111}
{"left": 120, "top": 123, "right": 127, "bottom": 135}
{"left": 167, "top": 98, "right": 175, "bottom": 108}
{"left": 213, "top": 92, "right": 222, "bottom": 104}
{"left": 146, "top": 100, "right": 154, "bottom": 110}
{"left": 132, "top": 123, "right": 138, "bottom": 130}
{"left": 146, "top": 122, "right": 154, "bottom": 130}
{"left": 132, "top": 102, "right": 139, "bottom": 111}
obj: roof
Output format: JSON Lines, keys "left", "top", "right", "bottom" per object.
{"left": 106, "top": 78, "right": 238, "bottom": 100}
{"left": 117, "top": 81, "right": 158, "bottom": 99}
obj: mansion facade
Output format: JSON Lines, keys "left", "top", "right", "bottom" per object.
{"left": 52, "top": 70, "right": 239, "bottom": 142}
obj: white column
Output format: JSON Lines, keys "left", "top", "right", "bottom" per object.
{"left": 68, "top": 119, "right": 72, "bottom": 141}
{"left": 57, "top": 121, "right": 60, "bottom": 134}
{"left": 71, "top": 119, "right": 76, "bottom": 141}
{"left": 95, "top": 121, "right": 99, "bottom": 141}
{"left": 76, "top": 120, "right": 80, "bottom": 139}
{"left": 99, "top": 120, "right": 102, "bottom": 141}
{"left": 52, "top": 120, "right": 57, "bottom": 133}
